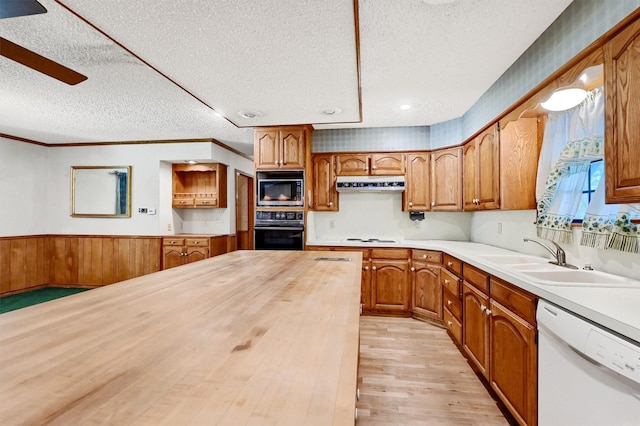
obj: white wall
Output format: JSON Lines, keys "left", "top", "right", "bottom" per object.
{"left": 470, "top": 210, "right": 640, "bottom": 280}
{"left": 1, "top": 138, "right": 253, "bottom": 237}
{"left": 0, "top": 137, "right": 49, "bottom": 236}
{"left": 309, "top": 192, "right": 471, "bottom": 241}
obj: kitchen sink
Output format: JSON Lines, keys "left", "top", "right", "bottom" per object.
{"left": 519, "top": 269, "right": 640, "bottom": 287}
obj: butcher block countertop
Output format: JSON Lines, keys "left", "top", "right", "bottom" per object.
{"left": 0, "top": 250, "right": 363, "bottom": 425}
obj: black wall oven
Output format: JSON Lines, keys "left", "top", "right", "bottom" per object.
{"left": 254, "top": 211, "right": 304, "bottom": 251}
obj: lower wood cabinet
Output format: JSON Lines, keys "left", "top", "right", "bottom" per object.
{"left": 411, "top": 249, "right": 442, "bottom": 321}
{"left": 370, "top": 248, "right": 411, "bottom": 314}
{"left": 162, "top": 235, "right": 229, "bottom": 270}
{"left": 463, "top": 282, "right": 490, "bottom": 378}
{"left": 461, "top": 267, "right": 538, "bottom": 426}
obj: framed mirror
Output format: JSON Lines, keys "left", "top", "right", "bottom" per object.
{"left": 71, "top": 166, "right": 132, "bottom": 217}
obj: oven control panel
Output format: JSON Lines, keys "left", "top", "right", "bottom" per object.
{"left": 255, "top": 210, "right": 304, "bottom": 227}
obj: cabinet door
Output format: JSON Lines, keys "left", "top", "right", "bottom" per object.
{"left": 431, "top": 147, "right": 463, "bottom": 211}
{"left": 311, "top": 154, "right": 337, "bottom": 211}
{"left": 463, "top": 141, "right": 478, "bottom": 211}
{"left": 370, "top": 153, "right": 405, "bottom": 175}
{"left": 162, "top": 246, "right": 184, "bottom": 270}
{"left": 361, "top": 260, "right": 372, "bottom": 312}
{"left": 254, "top": 130, "right": 280, "bottom": 169}
{"left": 412, "top": 260, "right": 441, "bottom": 320}
{"left": 405, "top": 153, "right": 430, "bottom": 211}
{"left": 500, "top": 118, "right": 539, "bottom": 210}
{"left": 185, "top": 247, "right": 208, "bottom": 264}
{"left": 490, "top": 299, "right": 537, "bottom": 426}
{"left": 336, "top": 154, "right": 369, "bottom": 176}
{"left": 371, "top": 260, "right": 410, "bottom": 313}
{"left": 476, "top": 125, "right": 500, "bottom": 209}
{"left": 279, "top": 129, "right": 306, "bottom": 169}
{"left": 463, "top": 282, "right": 490, "bottom": 378}
{"left": 605, "top": 19, "right": 640, "bottom": 203}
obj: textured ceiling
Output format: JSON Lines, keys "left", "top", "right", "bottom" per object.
{"left": 0, "top": 0, "right": 573, "bottom": 154}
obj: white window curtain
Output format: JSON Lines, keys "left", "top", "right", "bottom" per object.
{"left": 535, "top": 86, "right": 639, "bottom": 253}
{"left": 535, "top": 87, "right": 604, "bottom": 243}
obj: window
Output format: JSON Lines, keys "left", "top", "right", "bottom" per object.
{"left": 574, "top": 159, "right": 604, "bottom": 223}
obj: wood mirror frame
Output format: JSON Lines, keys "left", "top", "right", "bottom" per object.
{"left": 71, "top": 166, "right": 132, "bottom": 217}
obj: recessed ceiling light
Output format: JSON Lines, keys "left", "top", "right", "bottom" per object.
{"left": 185, "top": 160, "right": 198, "bottom": 165}
{"left": 540, "top": 88, "right": 587, "bottom": 111}
{"left": 399, "top": 104, "right": 412, "bottom": 110}
{"left": 237, "top": 109, "right": 263, "bottom": 119}
{"left": 320, "top": 106, "right": 342, "bottom": 115}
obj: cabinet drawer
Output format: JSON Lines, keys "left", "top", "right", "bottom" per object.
{"left": 440, "top": 268, "right": 461, "bottom": 298}
{"left": 443, "top": 288, "right": 462, "bottom": 321}
{"left": 412, "top": 249, "right": 442, "bottom": 264}
{"left": 490, "top": 277, "right": 537, "bottom": 325}
{"left": 186, "top": 238, "right": 209, "bottom": 247}
{"left": 163, "top": 238, "right": 185, "bottom": 246}
{"left": 463, "top": 263, "right": 489, "bottom": 294}
{"left": 370, "top": 248, "right": 410, "bottom": 260}
{"left": 173, "top": 198, "right": 195, "bottom": 207}
{"left": 443, "top": 253, "right": 463, "bottom": 276}
{"left": 195, "top": 197, "right": 217, "bottom": 207}
{"left": 443, "top": 307, "right": 462, "bottom": 345}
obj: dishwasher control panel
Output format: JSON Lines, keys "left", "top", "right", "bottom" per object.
{"left": 585, "top": 329, "right": 640, "bottom": 384}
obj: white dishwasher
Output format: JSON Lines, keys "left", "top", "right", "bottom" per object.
{"left": 537, "top": 300, "right": 640, "bottom": 425}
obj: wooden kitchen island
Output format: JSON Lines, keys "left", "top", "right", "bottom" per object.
{"left": 0, "top": 250, "right": 363, "bottom": 425}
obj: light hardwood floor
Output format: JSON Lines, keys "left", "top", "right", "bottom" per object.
{"left": 357, "top": 316, "right": 511, "bottom": 425}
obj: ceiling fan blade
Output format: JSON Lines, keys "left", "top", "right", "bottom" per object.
{"left": 0, "top": 37, "right": 87, "bottom": 85}
{"left": 0, "top": 0, "right": 47, "bottom": 19}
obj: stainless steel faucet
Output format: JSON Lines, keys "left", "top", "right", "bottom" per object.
{"left": 523, "top": 238, "right": 578, "bottom": 269}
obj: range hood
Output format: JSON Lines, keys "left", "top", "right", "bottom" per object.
{"left": 336, "top": 175, "right": 405, "bottom": 192}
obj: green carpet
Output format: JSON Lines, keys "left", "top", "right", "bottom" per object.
{"left": 0, "top": 287, "right": 90, "bottom": 314}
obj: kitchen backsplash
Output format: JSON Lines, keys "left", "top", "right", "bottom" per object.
{"left": 308, "top": 192, "right": 471, "bottom": 241}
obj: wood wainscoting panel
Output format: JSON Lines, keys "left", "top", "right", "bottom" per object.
{"left": 0, "top": 236, "right": 50, "bottom": 295}
{"left": 48, "top": 235, "right": 162, "bottom": 288}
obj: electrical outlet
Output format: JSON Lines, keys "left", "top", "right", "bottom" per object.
{"left": 497, "top": 223, "right": 502, "bottom": 235}
{"left": 329, "top": 220, "right": 335, "bottom": 229}
{"left": 167, "top": 223, "right": 172, "bottom": 231}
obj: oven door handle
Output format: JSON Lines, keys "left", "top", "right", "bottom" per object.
{"left": 255, "top": 227, "right": 304, "bottom": 231}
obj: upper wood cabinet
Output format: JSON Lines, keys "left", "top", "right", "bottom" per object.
{"left": 604, "top": 18, "right": 640, "bottom": 203}
{"left": 404, "top": 153, "right": 430, "bottom": 211}
{"left": 431, "top": 147, "right": 463, "bottom": 211}
{"left": 500, "top": 117, "right": 541, "bottom": 210}
{"left": 172, "top": 163, "right": 227, "bottom": 208}
{"left": 310, "top": 153, "right": 338, "bottom": 211}
{"left": 335, "top": 153, "right": 405, "bottom": 176}
{"left": 463, "top": 124, "right": 499, "bottom": 211}
{"left": 254, "top": 126, "right": 308, "bottom": 170}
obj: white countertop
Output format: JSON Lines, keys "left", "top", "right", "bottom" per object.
{"left": 307, "top": 238, "right": 640, "bottom": 343}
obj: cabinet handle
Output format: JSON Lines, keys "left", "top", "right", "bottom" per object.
{"left": 444, "top": 279, "right": 450, "bottom": 284}
{"left": 447, "top": 321, "right": 453, "bottom": 326}
{"left": 194, "top": 241, "right": 199, "bottom": 245}
{"left": 409, "top": 201, "right": 413, "bottom": 207}
{"left": 480, "top": 304, "right": 486, "bottom": 312}
{"left": 447, "top": 300, "right": 453, "bottom": 306}
{"left": 372, "top": 266, "right": 377, "bottom": 271}
{"left": 411, "top": 267, "right": 415, "bottom": 272}
{"left": 372, "top": 165, "right": 377, "bottom": 170}
{"left": 356, "top": 387, "right": 360, "bottom": 401}
{"left": 431, "top": 201, "right": 435, "bottom": 207}
{"left": 364, "top": 266, "right": 369, "bottom": 270}
{"left": 328, "top": 201, "right": 333, "bottom": 207}
{"left": 447, "top": 261, "right": 453, "bottom": 267}
{"left": 422, "top": 254, "right": 427, "bottom": 259}
{"left": 485, "top": 309, "right": 492, "bottom": 316}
